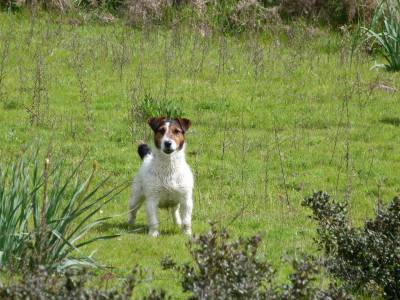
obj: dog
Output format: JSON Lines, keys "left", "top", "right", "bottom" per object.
{"left": 128, "top": 117, "right": 194, "bottom": 237}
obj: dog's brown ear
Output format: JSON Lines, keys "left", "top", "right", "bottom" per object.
{"left": 176, "top": 118, "right": 191, "bottom": 133}
{"left": 148, "top": 117, "right": 165, "bottom": 132}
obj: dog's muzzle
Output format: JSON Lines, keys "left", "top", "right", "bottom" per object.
{"left": 163, "top": 141, "right": 174, "bottom": 154}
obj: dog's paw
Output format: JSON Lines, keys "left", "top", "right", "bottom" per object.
{"left": 127, "top": 215, "right": 135, "bottom": 225}
{"left": 148, "top": 230, "right": 160, "bottom": 237}
{"left": 182, "top": 224, "right": 192, "bottom": 236}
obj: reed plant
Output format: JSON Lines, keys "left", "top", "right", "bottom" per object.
{"left": 0, "top": 151, "right": 125, "bottom": 271}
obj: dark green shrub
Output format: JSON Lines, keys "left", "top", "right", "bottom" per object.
{"left": 181, "top": 227, "right": 272, "bottom": 299}
{"left": 303, "top": 191, "right": 400, "bottom": 299}
{"left": 163, "top": 225, "right": 350, "bottom": 299}
{"left": 280, "top": 257, "right": 351, "bottom": 300}
{"left": 0, "top": 266, "right": 169, "bottom": 299}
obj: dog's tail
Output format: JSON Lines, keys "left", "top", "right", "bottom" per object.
{"left": 138, "top": 143, "right": 151, "bottom": 160}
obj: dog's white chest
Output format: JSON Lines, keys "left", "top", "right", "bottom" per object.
{"left": 141, "top": 159, "right": 192, "bottom": 206}
{"left": 154, "top": 171, "right": 185, "bottom": 191}
{"left": 151, "top": 174, "right": 184, "bottom": 208}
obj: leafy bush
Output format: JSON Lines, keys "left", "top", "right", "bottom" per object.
{"left": 0, "top": 266, "right": 169, "bottom": 299}
{"left": 181, "top": 227, "right": 272, "bottom": 299}
{"left": 163, "top": 225, "right": 350, "bottom": 299}
{"left": 363, "top": 0, "right": 400, "bottom": 71}
{"left": 303, "top": 191, "right": 400, "bottom": 299}
{"left": 138, "top": 94, "right": 183, "bottom": 120}
{"left": 0, "top": 151, "right": 124, "bottom": 271}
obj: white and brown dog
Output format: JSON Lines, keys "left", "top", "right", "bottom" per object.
{"left": 128, "top": 117, "right": 194, "bottom": 237}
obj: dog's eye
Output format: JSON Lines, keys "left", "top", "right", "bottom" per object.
{"left": 158, "top": 128, "right": 166, "bottom": 134}
{"left": 174, "top": 129, "right": 181, "bottom": 135}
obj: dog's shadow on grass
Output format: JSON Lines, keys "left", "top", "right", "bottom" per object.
{"left": 380, "top": 117, "right": 400, "bottom": 127}
{"left": 96, "top": 222, "right": 147, "bottom": 235}
{"left": 96, "top": 221, "right": 180, "bottom": 236}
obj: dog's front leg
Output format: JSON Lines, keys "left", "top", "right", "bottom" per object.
{"left": 180, "top": 192, "right": 193, "bottom": 236}
{"left": 146, "top": 200, "right": 159, "bottom": 237}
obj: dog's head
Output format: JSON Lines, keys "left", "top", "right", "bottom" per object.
{"left": 148, "top": 117, "right": 191, "bottom": 155}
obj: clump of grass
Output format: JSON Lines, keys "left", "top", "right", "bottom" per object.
{"left": 138, "top": 94, "right": 183, "bottom": 119}
{"left": 0, "top": 150, "right": 125, "bottom": 271}
{"left": 303, "top": 191, "right": 400, "bottom": 298}
{"left": 363, "top": 0, "right": 400, "bottom": 71}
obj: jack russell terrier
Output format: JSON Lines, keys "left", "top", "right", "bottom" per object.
{"left": 128, "top": 117, "right": 194, "bottom": 237}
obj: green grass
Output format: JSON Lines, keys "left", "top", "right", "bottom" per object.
{"left": 1, "top": 11, "right": 400, "bottom": 298}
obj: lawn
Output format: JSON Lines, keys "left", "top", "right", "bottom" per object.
{"left": 1, "top": 11, "right": 400, "bottom": 297}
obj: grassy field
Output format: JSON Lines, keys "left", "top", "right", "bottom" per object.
{"left": 1, "top": 11, "right": 400, "bottom": 297}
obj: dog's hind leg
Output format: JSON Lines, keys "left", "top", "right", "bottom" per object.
{"left": 172, "top": 205, "right": 182, "bottom": 227}
{"left": 128, "top": 190, "right": 143, "bottom": 225}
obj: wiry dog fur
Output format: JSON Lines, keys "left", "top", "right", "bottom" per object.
{"left": 128, "top": 117, "right": 194, "bottom": 237}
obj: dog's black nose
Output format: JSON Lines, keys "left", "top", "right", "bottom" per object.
{"left": 164, "top": 141, "right": 172, "bottom": 148}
